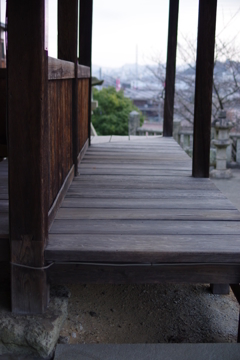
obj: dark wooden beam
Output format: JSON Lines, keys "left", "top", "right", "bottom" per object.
{"left": 8, "top": 0, "right": 49, "bottom": 313}
{"left": 192, "top": 0, "right": 217, "bottom": 178}
{"left": 79, "top": 0, "right": 93, "bottom": 146}
{"left": 47, "top": 263, "right": 240, "bottom": 285}
{"left": 163, "top": 0, "right": 179, "bottom": 137}
{"left": 58, "top": 0, "right": 78, "bottom": 173}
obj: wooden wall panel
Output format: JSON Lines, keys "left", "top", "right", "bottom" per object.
{"left": 48, "top": 79, "right": 73, "bottom": 209}
{"left": 78, "top": 79, "right": 89, "bottom": 153}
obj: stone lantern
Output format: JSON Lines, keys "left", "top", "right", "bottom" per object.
{"left": 210, "top": 110, "right": 232, "bottom": 179}
{"left": 128, "top": 111, "right": 140, "bottom": 136}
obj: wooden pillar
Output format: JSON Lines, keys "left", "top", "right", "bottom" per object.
{"left": 79, "top": 0, "right": 93, "bottom": 146}
{"left": 163, "top": 0, "right": 179, "bottom": 137}
{"left": 192, "top": 0, "right": 217, "bottom": 178}
{"left": 58, "top": 0, "right": 78, "bottom": 174}
{"left": 8, "top": 0, "right": 49, "bottom": 314}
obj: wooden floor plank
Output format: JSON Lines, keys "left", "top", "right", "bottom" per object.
{"left": 56, "top": 208, "right": 240, "bottom": 221}
{"left": 78, "top": 168, "right": 192, "bottom": 176}
{"left": 66, "top": 189, "right": 225, "bottom": 199}
{"left": 50, "top": 219, "right": 240, "bottom": 235}
{"left": 46, "top": 137, "right": 240, "bottom": 270}
{"left": 46, "top": 234, "right": 240, "bottom": 263}
{"left": 69, "top": 181, "right": 217, "bottom": 191}
{"left": 61, "top": 197, "right": 235, "bottom": 209}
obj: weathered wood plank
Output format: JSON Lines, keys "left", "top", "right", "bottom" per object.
{"left": 79, "top": 163, "right": 192, "bottom": 171}
{"left": 81, "top": 160, "right": 192, "bottom": 167}
{"left": 84, "top": 154, "right": 190, "bottom": 160}
{"left": 66, "top": 188, "right": 226, "bottom": 199}
{"left": 47, "top": 136, "right": 240, "bottom": 287}
{"left": 74, "top": 174, "right": 212, "bottom": 182}
{"left": 70, "top": 180, "right": 217, "bottom": 191}
{"left": 50, "top": 220, "right": 240, "bottom": 236}
{"left": 48, "top": 57, "right": 75, "bottom": 80}
{"left": 78, "top": 168, "right": 191, "bottom": 176}
{"left": 61, "top": 197, "right": 235, "bottom": 209}
{"left": 77, "top": 64, "right": 90, "bottom": 79}
{"left": 56, "top": 208, "right": 240, "bottom": 221}
{"left": 46, "top": 234, "right": 240, "bottom": 263}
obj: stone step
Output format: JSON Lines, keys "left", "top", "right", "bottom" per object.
{"left": 54, "top": 344, "right": 240, "bottom": 360}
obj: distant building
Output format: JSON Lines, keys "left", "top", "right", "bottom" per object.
{"left": 124, "top": 88, "right": 163, "bottom": 122}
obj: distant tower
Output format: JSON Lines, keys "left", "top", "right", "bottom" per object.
{"left": 136, "top": 44, "right": 138, "bottom": 86}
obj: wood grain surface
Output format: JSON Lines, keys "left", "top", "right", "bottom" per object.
{"left": 46, "top": 137, "right": 240, "bottom": 284}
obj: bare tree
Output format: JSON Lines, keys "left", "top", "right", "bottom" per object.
{"left": 147, "top": 34, "right": 240, "bottom": 126}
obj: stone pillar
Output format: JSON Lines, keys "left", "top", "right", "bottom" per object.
{"left": 236, "top": 139, "right": 240, "bottom": 164}
{"left": 129, "top": 111, "right": 140, "bottom": 136}
{"left": 210, "top": 111, "right": 232, "bottom": 179}
{"left": 173, "top": 119, "right": 181, "bottom": 142}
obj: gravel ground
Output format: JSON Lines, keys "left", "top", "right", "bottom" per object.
{"left": 59, "top": 284, "right": 239, "bottom": 344}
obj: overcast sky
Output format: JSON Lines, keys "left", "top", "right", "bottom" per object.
{"left": 1, "top": 0, "right": 240, "bottom": 68}
{"left": 91, "top": 0, "right": 240, "bottom": 67}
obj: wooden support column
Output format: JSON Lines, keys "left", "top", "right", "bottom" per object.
{"left": 8, "top": 0, "right": 49, "bottom": 314}
{"left": 79, "top": 0, "right": 93, "bottom": 146}
{"left": 192, "top": 0, "right": 217, "bottom": 177}
{"left": 163, "top": 0, "right": 179, "bottom": 137}
{"left": 58, "top": 0, "right": 78, "bottom": 174}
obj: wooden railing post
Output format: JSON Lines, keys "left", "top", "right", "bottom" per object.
{"left": 58, "top": 0, "right": 78, "bottom": 174}
{"left": 8, "top": 0, "right": 49, "bottom": 314}
{"left": 192, "top": 0, "right": 217, "bottom": 178}
{"left": 79, "top": 0, "right": 93, "bottom": 146}
{"left": 163, "top": 0, "right": 179, "bottom": 137}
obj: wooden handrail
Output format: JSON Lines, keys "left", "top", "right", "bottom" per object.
{"left": 77, "top": 63, "right": 90, "bottom": 79}
{"left": 48, "top": 57, "right": 75, "bottom": 80}
{"left": 48, "top": 57, "right": 90, "bottom": 80}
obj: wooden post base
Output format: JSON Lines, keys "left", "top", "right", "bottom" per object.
{"left": 210, "top": 284, "right": 230, "bottom": 295}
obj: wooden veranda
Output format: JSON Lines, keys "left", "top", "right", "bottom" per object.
{"left": 46, "top": 137, "right": 240, "bottom": 289}
{"left": 0, "top": 0, "right": 240, "bottom": 342}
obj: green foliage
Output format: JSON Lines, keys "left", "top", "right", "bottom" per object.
{"left": 92, "top": 87, "right": 144, "bottom": 135}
